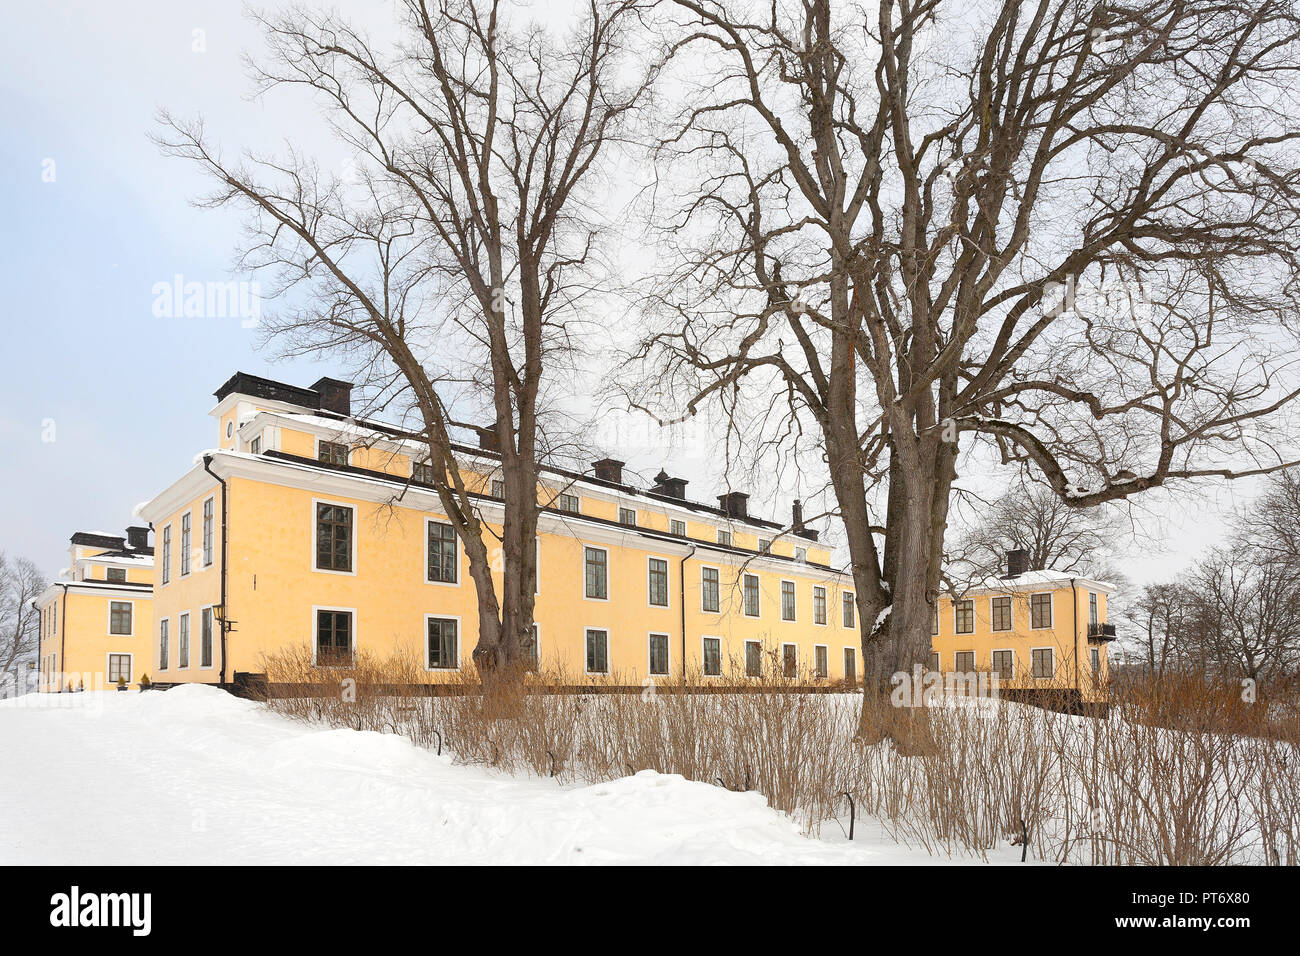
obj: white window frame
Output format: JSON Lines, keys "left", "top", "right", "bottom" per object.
{"left": 716, "top": 528, "right": 732, "bottom": 547}
{"left": 202, "top": 495, "right": 215, "bottom": 567}
{"left": 1030, "top": 646, "right": 1056, "bottom": 679}
{"left": 990, "top": 648, "right": 1016, "bottom": 681}
{"left": 311, "top": 605, "right": 358, "bottom": 668}
{"left": 813, "top": 585, "right": 828, "bottom": 626}
{"left": 647, "top": 632, "right": 671, "bottom": 677}
{"left": 178, "top": 611, "right": 191, "bottom": 670}
{"left": 742, "top": 572, "right": 760, "bottom": 618}
{"left": 158, "top": 617, "right": 170, "bottom": 671}
{"left": 315, "top": 436, "right": 350, "bottom": 466}
{"left": 1030, "top": 592, "right": 1054, "bottom": 630}
{"left": 990, "top": 594, "right": 1014, "bottom": 633}
{"left": 107, "top": 599, "right": 134, "bottom": 637}
{"left": 743, "top": 639, "right": 763, "bottom": 678}
{"left": 670, "top": 518, "right": 686, "bottom": 536}
{"left": 954, "top": 598, "right": 976, "bottom": 635}
{"left": 180, "top": 510, "right": 192, "bottom": 577}
{"left": 584, "top": 627, "right": 611, "bottom": 675}
{"left": 199, "top": 604, "right": 217, "bottom": 670}
{"left": 582, "top": 544, "right": 610, "bottom": 602}
{"left": 424, "top": 516, "right": 461, "bottom": 587}
{"left": 311, "top": 497, "right": 358, "bottom": 577}
{"left": 843, "top": 646, "right": 857, "bottom": 683}
{"left": 813, "top": 643, "right": 829, "bottom": 679}
{"left": 557, "top": 492, "right": 581, "bottom": 514}
{"left": 780, "top": 579, "right": 797, "bottom": 621}
{"left": 700, "top": 564, "right": 721, "bottom": 614}
{"left": 423, "top": 613, "right": 463, "bottom": 672}
{"left": 161, "top": 523, "right": 172, "bottom": 586}
{"left": 781, "top": 642, "right": 799, "bottom": 678}
{"left": 106, "top": 652, "right": 134, "bottom": 686}
{"left": 646, "top": 555, "right": 670, "bottom": 609}
{"left": 842, "top": 590, "right": 855, "bottom": 628}
{"left": 619, "top": 506, "right": 637, "bottom": 527}
{"left": 700, "top": 635, "right": 723, "bottom": 678}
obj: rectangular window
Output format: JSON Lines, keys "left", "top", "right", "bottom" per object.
{"left": 648, "top": 633, "right": 669, "bottom": 676}
{"left": 781, "top": 580, "right": 796, "bottom": 621}
{"left": 782, "top": 644, "right": 798, "bottom": 678}
{"left": 928, "top": 651, "right": 940, "bottom": 672}
{"left": 250, "top": 435, "right": 261, "bottom": 455}
{"left": 427, "top": 618, "right": 459, "bottom": 670}
{"left": 180, "top": 512, "right": 191, "bottom": 576}
{"left": 318, "top": 440, "right": 348, "bottom": 465}
{"left": 159, "top": 620, "right": 169, "bottom": 671}
{"left": 842, "top": 592, "right": 855, "bottom": 628}
{"left": 954, "top": 650, "right": 974, "bottom": 672}
{"left": 716, "top": 529, "right": 732, "bottom": 547}
{"left": 109, "top": 601, "right": 132, "bottom": 636}
{"left": 701, "top": 567, "right": 720, "bottom": 613}
{"left": 745, "top": 640, "right": 762, "bottom": 677}
{"left": 179, "top": 613, "right": 190, "bottom": 669}
{"left": 161, "top": 525, "right": 171, "bottom": 585}
{"left": 843, "top": 647, "right": 857, "bottom": 684}
{"left": 992, "top": 649, "right": 1014, "bottom": 680}
{"left": 758, "top": 537, "right": 771, "bottom": 554}
{"left": 814, "top": 645, "right": 829, "bottom": 679}
{"left": 107, "top": 654, "right": 131, "bottom": 685}
{"left": 316, "top": 610, "right": 353, "bottom": 667}
{"left": 316, "top": 503, "right": 354, "bottom": 572}
{"left": 1032, "top": 647, "right": 1055, "bottom": 679}
{"left": 202, "top": 497, "right": 214, "bottom": 567}
{"left": 1089, "top": 592, "right": 1099, "bottom": 626}
{"left": 954, "top": 599, "right": 975, "bottom": 635}
{"left": 702, "top": 637, "right": 721, "bottom": 676}
{"left": 743, "top": 573, "right": 759, "bottom": 617}
{"left": 796, "top": 547, "right": 807, "bottom": 563}
{"left": 200, "top": 607, "right": 214, "bottom": 669}
{"left": 619, "top": 507, "right": 636, "bottom": 527}
{"left": 670, "top": 519, "right": 686, "bottom": 536}
{"left": 106, "top": 567, "right": 126, "bottom": 583}
{"left": 427, "top": 521, "right": 457, "bottom": 583}
{"left": 490, "top": 478, "right": 505, "bottom": 498}
{"left": 558, "top": 493, "right": 580, "bottom": 513}
{"left": 813, "top": 586, "right": 827, "bottom": 625}
{"left": 1031, "top": 593, "right": 1053, "bottom": 629}
{"left": 647, "top": 558, "right": 669, "bottom": 607}
{"left": 991, "top": 596, "right": 1012, "bottom": 632}
{"left": 585, "top": 628, "right": 609, "bottom": 674}
{"left": 1090, "top": 647, "right": 1101, "bottom": 673}
{"left": 413, "top": 461, "right": 436, "bottom": 485}
{"left": 931, "top": 603, "right": 939, "bottom": 635}
{"left": 584, "top": 547, "right": 608, "bottom": 600}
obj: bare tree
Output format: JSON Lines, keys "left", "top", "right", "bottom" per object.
{"left": 0, "top": 553, "right": 45, "bottom": 693}
{"left": 950, "top": 481, "right": 1124, "bottom": 577}
{"left": 1186, "top": 546, "right": 1300, "bottom": 682}
{"left": 1129, "top": 581, "right": 1195, "bottom": 678}
{"left": 631, "top": 0, "right": 1300, "bottom": 745}
{"left": 158, "top": 0, "right": 653, "bottom": 679}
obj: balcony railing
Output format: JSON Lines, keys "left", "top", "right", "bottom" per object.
{"left": 1088, "top": 622, "right": 1117, "bottom": 641}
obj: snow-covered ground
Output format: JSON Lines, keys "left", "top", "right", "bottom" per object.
{"left": 0, "top": 685, "right": 1005, "bottom": 865}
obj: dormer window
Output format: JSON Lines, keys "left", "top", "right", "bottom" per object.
{"left": 413, "top": 461, "right": 436, "bottom": 485}
{"left": 318, "top": 440, "right": 349, "bottom": 466}
{"left": 107, "top": 567, "right": 126, "bottom": 583}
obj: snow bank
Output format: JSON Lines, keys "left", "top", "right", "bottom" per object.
{"left": 0, "top": 686, "right": 953, "bottom": 865}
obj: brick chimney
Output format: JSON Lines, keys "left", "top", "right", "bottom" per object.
{"left": 125, "top": 526, "right": 150, "bottom": 551}
{"left": 312, "top": 377, "right": 353, "bottom": 416}
{"left": 651, "top": 469, "right": 688, "bottom": 499}
{"left": 592, "top": 458, "right": 625, "bottom": 484}
{"left": 717, "top": 491, "right": 749, "bottom": 518}
{"left": 476, "top": 425, "right": 501, "bottom": 452}
{"left": 1005, "top": 548, "right": 1030, "bottom": 577}
{"left": 792, "top": 499, "right": 819, "bottom": 541}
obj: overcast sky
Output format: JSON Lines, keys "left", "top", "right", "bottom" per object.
{"left": 0, "top": 0, "right": 1252, "bottom": 585}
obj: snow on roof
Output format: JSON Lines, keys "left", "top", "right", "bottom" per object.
{"left": 962, "top": 569, "right": 1115, "bottom": 593}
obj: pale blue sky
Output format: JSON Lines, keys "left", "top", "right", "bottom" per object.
{"left": 0, "top": 1, "right": 1245, "bottom": 585}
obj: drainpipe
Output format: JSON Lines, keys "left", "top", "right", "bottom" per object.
{"left": 31, "top": 599, "right": 40, "bottom": 695}
{"left": 1071, "top": 577, "right": 1079, "bottom": 704}
{"left": 202, "top": 456, "right": 229, "bottom": 687}
{"left": 58, "top": 583, "right": 68, "bottom": 692}
{"left": 680, "top": 544, "right": 697, "bottom": 683}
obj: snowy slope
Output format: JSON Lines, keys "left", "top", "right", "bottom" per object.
{"left": 0, "top": 686, "right": 965, "bottom": 865}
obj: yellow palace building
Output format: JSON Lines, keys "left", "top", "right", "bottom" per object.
{"left": 34, "top": 528, "right": 155, "bottom": 692}
{"left": 41, "top": 372, "right": 1113, "bottom": 698}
